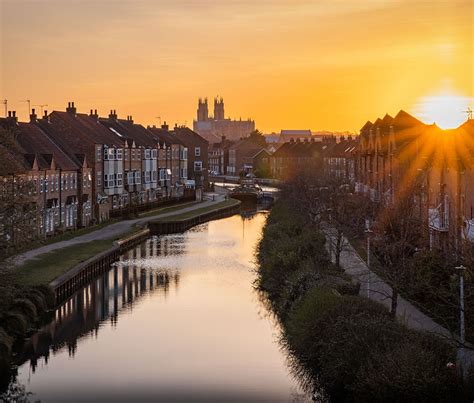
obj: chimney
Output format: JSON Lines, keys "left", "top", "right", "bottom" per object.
{"left": 66, "top": 101, "right": 77, "bottom": 115}
{"left": 161, "top": 121, "right": 169, "bottom": 131}
{"left": 109, "top": 109, "right": 117, "bottom": 122}
{"left": 89, "top": 108, "right": 99, "bottom": 120}
{"left": 30, "top": 108, "right": 38, "bottom": 123}
{"left": 127, "top": 115, "right": 134, "bottom": 124}
{"left": 348, "top": 135, "right": 353, "bottom": 140}
{"left": 6, "top": 110, "right": 18, "bottom": 125}
{"left": 41, "top": 110, "right": 50, "bottom": 123}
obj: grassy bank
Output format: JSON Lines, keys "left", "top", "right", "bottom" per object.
{"left": 256, "top": 195, "right": 469, "bottom": 401}
{"left": 153, "top": 198, "right": 240, "bottom": 222}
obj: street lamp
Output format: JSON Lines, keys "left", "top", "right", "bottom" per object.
{"left": 455, "top": 264, "right": 468, "bottom": 381}
{"left": 365, "top": 219, "right": 373, "bottom": 299}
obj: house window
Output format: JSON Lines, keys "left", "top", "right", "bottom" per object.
{"left": 127, "top": 171, "right": 133, "bottom": 185}
{"left": 103, "top": 147, "right": 109, "bottom": 160}
{"left": 55, "top": 175, "right": 59, "bottom": 191}
{"left": 145, "top": 149, "right": 151, "bottom": 159}
{"left": 194, "top": 161, "right": 202, "bottom": 172}
{"left": 152, "top": 171, "right": 157, "bottom": 181}
{"left": 152, "top": 149, "right": 157, "bottom": 159}
{"left": 97, "top": 146, "right": 102, "bottom": 162}
{"left": 131, "top": 149, "right": 136, "bottom": 160}
{"left": 72, "top": 174, "right": 77, "bottom": 189}
{"left": 195, "top": 147, "right": 200, "bottom": 157}
{"left": 125, "top": 149, "right": 129, "bottom": 160}
{"left": 117, "top": 149, "right": 123, "bottom": 160}
{"left": 117, "top": 173, "right": 123, "bottom": 186}
{"left": 97, "top": 171, "right": 102, "bottom": 186}
{"left": 134, "top": 171, "right": 141, "bottom": 184}
{"left": 181, "top": 168, "right": 187, "bottom": 178}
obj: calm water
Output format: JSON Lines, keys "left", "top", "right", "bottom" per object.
{"left": 9, "top": 212, "right": 309, "bottom": 402}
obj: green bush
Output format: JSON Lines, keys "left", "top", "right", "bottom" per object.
{"left": 1, "top": 312, "right": 28, "bottom": 338}
{"left": 0, "top": 328, "right": 13, "bottom": 358}
{"left": 10, "top": 298, "right": 38, "bottom": 323}
{"left": 32, "top": 285, "right": 56, "bottom": 309}
{"left": 353, "top": 337, "right": 460, "bottom": 402}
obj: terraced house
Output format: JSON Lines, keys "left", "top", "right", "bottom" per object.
{"left": 0, "top": 109, "right": 93, "bottom": 241}
{"left": 357, "top": 110, "right": 474, "bottom": 252}
{"left": 147, "top": 123, "right": 189, "bottom": 197}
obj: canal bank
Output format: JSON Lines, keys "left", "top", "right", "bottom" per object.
{"left": 2, "top": 212, "right": 310, "bottom": 402}
{"left": 256, "top": 194, "right": 470, "bottom": 402}
{"left": 51, "top": 198, "right": 241, "bottom": 303}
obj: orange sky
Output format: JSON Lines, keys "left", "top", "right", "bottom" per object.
{"left": 0, "top": 0, "right": 473, "bottom": 132}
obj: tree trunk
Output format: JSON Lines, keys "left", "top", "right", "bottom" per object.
{"left": 391, "top": 288, "right": 399, "bottom": 317}
{"left": 335, "top": 232, "right": 342, "bottom": 269}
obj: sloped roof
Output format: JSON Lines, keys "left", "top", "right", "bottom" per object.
{"left": 173, "top": 127, "right": 209, "bottom": 147}
{"left": 16, "top": 122, "right": 79, "bottom": 171}
{"left": 100, "top": 118, "right": 156, "bottom": 148}
{"left": 147, "top": 127, "right": 184, "bottom": 147}
{"left": 392, "top": 110, "right": 424, "bottom": 129}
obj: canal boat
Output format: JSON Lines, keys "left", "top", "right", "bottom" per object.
{"left": 229, "top": 176, "right": 264, "bottom": 203}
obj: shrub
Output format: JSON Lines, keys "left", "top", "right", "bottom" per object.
{"left": 32, "top": 285, "right": 56, "bottom": 309}
{"left": 0, "top": 328, "right": 13, "bottom": 358}
{"left": 10, "top": 298, "right": 38, "bottom": 323}
{"left": 1, "top": 312, "right": 28, "bottom": 338}
{"left": 353, "top": 337, "right": 460, "bottom": 402}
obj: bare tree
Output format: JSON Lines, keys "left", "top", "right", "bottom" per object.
{"left": 372, "top": 192, "right": 424, "bottom": 316}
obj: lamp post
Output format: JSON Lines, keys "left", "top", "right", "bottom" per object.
{"left": 455, "top": 264, "right": 467, "bottom": 381}
{"left": 365, "top": 219, "right": 373, "bottom": 299}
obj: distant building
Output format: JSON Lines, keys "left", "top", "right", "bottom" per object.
{"left": 209, "top": 136, "right": 234, "bottom": 176}
{"left": 280, "top": 129, "right": 312, "bottom": 142}
{"left": 228, "top": 136, "right": 267, "bottom": 176}
{"left": 193, "top": 97, "right": 255, "bottom": 143}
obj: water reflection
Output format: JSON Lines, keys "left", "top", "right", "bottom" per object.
{"left": 15, "top": 237, "right": 185, "bottom": 373}
{"left": 8, "top": 212, "right": 310, "bottom": 402}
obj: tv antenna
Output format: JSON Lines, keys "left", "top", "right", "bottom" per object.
{"left": 20, "top": 99, "right": 31, "bottom": 114}
{"left": 463, "top": 107, "right": 473, "bottom": 120}
{"left": 2, "top": 99, "right": 6, "bottom": 117}
{"left": 34, "top": 104, "right": 48, "bottom": 115}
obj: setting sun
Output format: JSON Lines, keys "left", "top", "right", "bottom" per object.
{"left": 414, "top": 92, "right": 473, "bottom": 129}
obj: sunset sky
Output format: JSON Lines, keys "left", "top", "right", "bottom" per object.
{"left": 0, "top": 0, "right": 473, "bottom": 132}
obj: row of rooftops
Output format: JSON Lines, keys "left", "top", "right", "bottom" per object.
{"left": 0, "top": 102, "right": 209, "bottom": 176}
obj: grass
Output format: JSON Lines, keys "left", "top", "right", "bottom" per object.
{"left": 11, "top": 199, "right": 238, "bottom": 287}
{"left": 138, "top": 200, "right": 198, "bottom": 218}
{"left": 154, "top": 199, "right": 240, "bottom": 222}
{"left": 12, "top": 240, "right": 114, "bottom": 286}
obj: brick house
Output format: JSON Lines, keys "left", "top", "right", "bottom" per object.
{"left": 147, "top": 123, "right": 188, "bottom": 197}
{"left": 39, "top": 102, "right": 126, "bottom": 223}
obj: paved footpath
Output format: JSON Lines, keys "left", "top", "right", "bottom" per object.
{"left": 325, "top": 228, "right": 463, "bottom": 344}
{"left": 11, "top": 190, "right": 228, "bottom": 267}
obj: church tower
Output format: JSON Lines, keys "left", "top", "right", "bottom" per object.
{"left": 214, "top": 97, "right": 225, "bottom": 120}
{"left": 197, "top": 98, "right": 209, "bottom": 121}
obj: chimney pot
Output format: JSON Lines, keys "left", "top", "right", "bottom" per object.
{"left": 95, "top": 109, "right": 97, "bottom": 114}
{"left": 8, "top": 111, "right": 11, "bottom": 117}
{"left": 44, "top": 110, "right": 48, "bottom": 117}
{"left": 12, "top": 111, "right": 16, "bottom": 117}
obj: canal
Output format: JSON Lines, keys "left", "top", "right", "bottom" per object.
{"left": 7, "top": 212, "right": 310, "bottom": 402}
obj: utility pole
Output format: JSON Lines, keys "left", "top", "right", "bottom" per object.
{"left": 456, "top": 264, "right": 467, "bottom": 381}
{"left": 2, "top": 99, "right": 7, "bottom": 117}
{"left": 463, "top": 107, "right": 473, "bottom": 121}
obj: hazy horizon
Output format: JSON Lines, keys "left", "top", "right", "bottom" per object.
{"left": 1, "top": 0, "right": 473, "bottom": 132}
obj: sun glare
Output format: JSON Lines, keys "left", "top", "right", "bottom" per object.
{"left": 414, "top": 93, "right": 472, "bottom": 129}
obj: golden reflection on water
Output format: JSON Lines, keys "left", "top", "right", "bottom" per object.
{"left": 12, "top": 212, "right": 310, "bottom": 402}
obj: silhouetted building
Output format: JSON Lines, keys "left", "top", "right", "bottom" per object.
{"left": 193, "top": 97, "right": 255, "bottom": 143}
